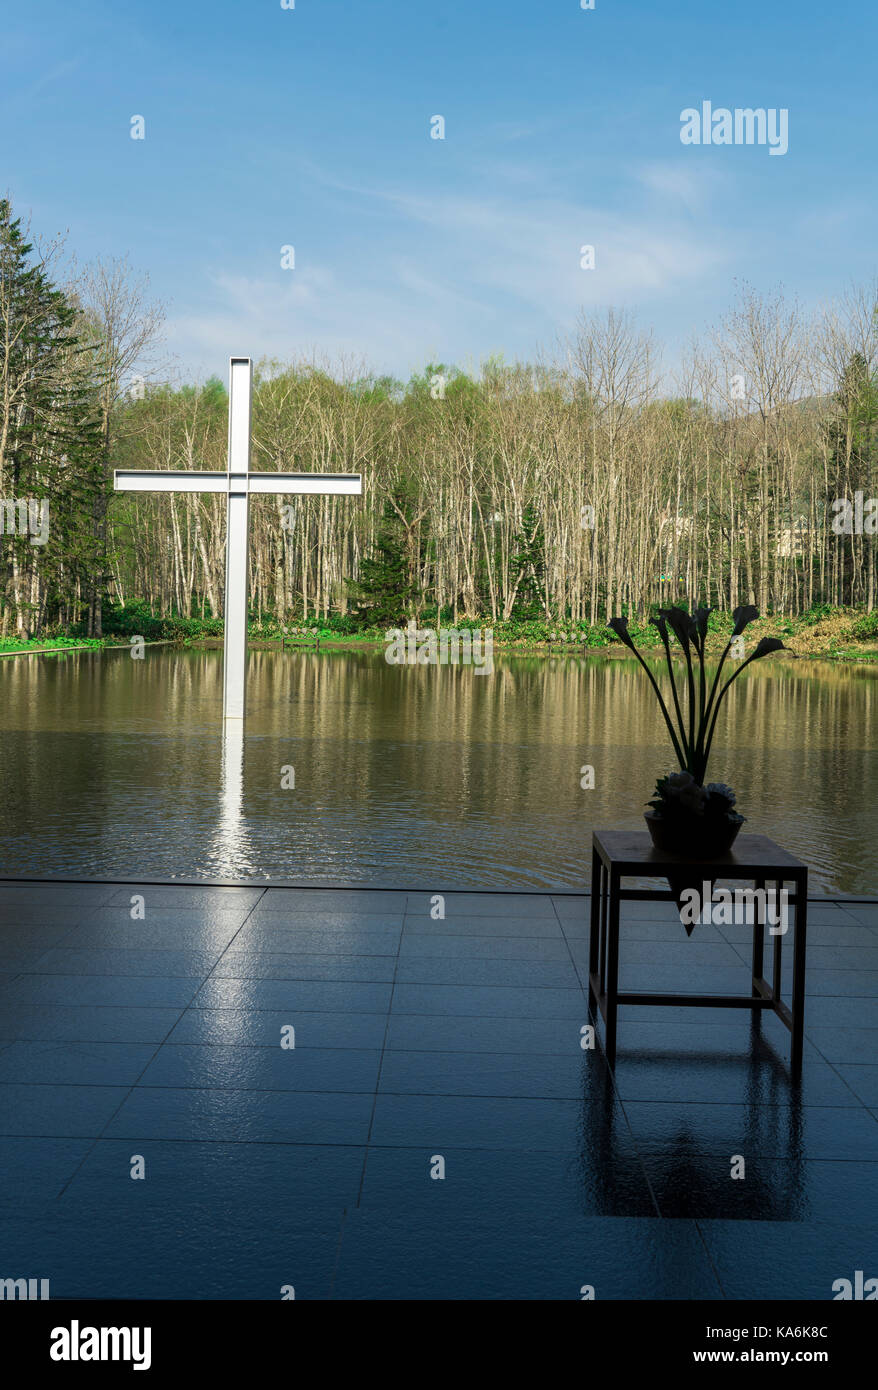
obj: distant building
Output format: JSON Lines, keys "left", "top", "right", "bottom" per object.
{"left": 776, "top": 516, "right": 810, "bottom": 558}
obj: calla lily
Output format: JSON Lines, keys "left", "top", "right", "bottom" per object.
{"left": 660, "top": 606, "right": 698, "bottom": 752}
{"left": 607, "top": 617, "right": 636, "bottom": 651}
{"left": 693, "top": 607, "right": 713, "bottom": 647}
{"left": 731, "top": 605, "right": 759, "bottom": 636}
{"left": 751, "top": 637, "right": 788, "bottom": 659}
{"left": 692, "top": 607, "right": 713, "bottom": 740}
{"left": 650, "top": 614, "right": 689, "bottom": 761}
{"left": 660, "top": 607, "right": 696, "bottom": 650}
{"left": 700, "top": 636, "right": 794, "bottom": 774}
{"left": 700, "top": 607, "right": 770, "bottom": 766}
{"left": 609, "top": 614, "right": 686, "bottom": 766}
{"left": 608, "top": 602, "right": 792, "bottom": 786}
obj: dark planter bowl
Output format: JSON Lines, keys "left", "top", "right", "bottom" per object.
{"left": 645, "top": 810, "right": 743, "bottom": 860}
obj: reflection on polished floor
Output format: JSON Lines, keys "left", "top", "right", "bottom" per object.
{"left": 1, "top": 880, "right": 877, "bottom": 1300}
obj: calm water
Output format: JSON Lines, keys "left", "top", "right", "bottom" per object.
{"left": 1, "top": 647, "right": 876, "bottom": 892}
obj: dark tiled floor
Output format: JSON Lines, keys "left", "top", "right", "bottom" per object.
{"left": 1, "top": 881, "right": 877, "bottom": 1299}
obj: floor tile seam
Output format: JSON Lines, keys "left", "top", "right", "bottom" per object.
{"left": 51, "top": 984, "right": 223, "bottom": 1198}
{"left": 1, "top": 1080, "right": 384, "bottom": 1096}
{"left": 791, "top": 1042, "right": 878, "bottom": 1109}
{"left": 354, "top": 915, "right": 406, "bottom": 1207}
{"left": 197, "top": 979, "right": 587, "bottom": 992}
{"left": 599, "top": 1072, "right": 665, "bottom": 1220}
{"left": 174, "top": 889, "right": 270, "bottom": 986}
{"left": 8, "top": 1080, "right": 873, "bottom": 1107}
{"left": 8, "top": 1041, "right": 829, "bottom": 1061}
{"left": 599, "top": 1096, "right": 870, "bottom": 1110}
{"left": 579, "top": 956, "right": 665, "bottom": 1219}
{"left": 0, "top": 1132, "right": 372, "bottom": 1148}
{"left": 692, "top": 1218, "right": 730, "bottom": 1299}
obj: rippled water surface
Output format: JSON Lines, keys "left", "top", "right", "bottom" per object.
{"left": 1, "top": 647, "right": 876, "bottom": 892}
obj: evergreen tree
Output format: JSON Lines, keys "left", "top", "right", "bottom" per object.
{"left": 510, "top": 503, "right": 547, "bottom": 618}
{"left": 349, "top": 478, "right": 423, "bottom": 626}
{"left": 823, "top": 350, "right": 878, "bottom": 603}
{"left": 0, "top": 198, "right": 102, "bottom": 637}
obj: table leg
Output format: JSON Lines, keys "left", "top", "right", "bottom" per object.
{"left": 791, "top": 877, "right": 808, "bottom": 1078}
{"left": 751, "top": 876, "right": 765, "bottom": 999}
{"left": 588, "top": 849, "right": 601, "bottom": 1015}
{"left": 598, "top": 862, "right": 608, "bottom": 997}
{"left": 772, "top": 878, "right": 783, "bottom": 999}
{"left": 605, "top": 870, "right": 620, "bottom": 1068}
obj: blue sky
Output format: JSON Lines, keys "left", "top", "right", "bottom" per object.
{"left": 2, "top": 0, "right": 875, "bottom": 384}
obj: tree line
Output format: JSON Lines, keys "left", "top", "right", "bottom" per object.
{"left": 2, "top": 196, "right": 876, "bottom": 640}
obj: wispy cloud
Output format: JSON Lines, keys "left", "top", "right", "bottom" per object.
{"left": 166, "top": 170, "right": 733, "bottom": 379}
{"left": 635, "top": 161, "right": 726, "bottom": 214}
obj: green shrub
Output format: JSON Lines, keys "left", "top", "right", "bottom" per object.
{"left": 95, "top": 601, "right": 166, "bottom": 641}
{"left": 851, "top": 609, "right": 878, "bottom": 639}
{"left": 798, "top": 603, "right": 840, "bottom": 627}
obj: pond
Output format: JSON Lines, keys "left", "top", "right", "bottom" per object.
{"left": 1, "top": 647, "right": 876, "bottom": 892}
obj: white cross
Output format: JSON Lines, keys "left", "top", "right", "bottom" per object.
{"left": 114, "top": 357, "right": 362, "bottom": 721}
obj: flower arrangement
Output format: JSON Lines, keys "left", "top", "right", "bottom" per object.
{"left": 608, "top": 605, "right": 792, "bottom": 852}
{"left": 650, "top": 771, "right": 739, "bottom": 830}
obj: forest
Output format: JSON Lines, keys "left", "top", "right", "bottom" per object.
{"left": 2, "top": 196, "right": 877, "bottom": 643}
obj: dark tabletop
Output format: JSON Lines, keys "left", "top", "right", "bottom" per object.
{"left": 593, "top": 830, "right": 808, "bottom": 876}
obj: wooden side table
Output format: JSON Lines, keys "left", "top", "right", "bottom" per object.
{"left": 588, "top": 830, "right": 809, "bottom": 1076}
